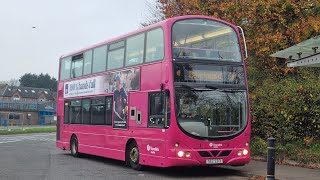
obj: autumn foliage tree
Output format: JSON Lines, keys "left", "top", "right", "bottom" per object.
{"left": 156, "top": 0, "right": 320, "bottom": 141}
{"left": 160, "top": 0, "right": 320, "bottom": 74}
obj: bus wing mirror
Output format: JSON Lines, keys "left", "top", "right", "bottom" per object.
{"left": 237, "top": 26, "right": 248, "bottom": 59}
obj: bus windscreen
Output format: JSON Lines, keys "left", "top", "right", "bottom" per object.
{"left": 172, "top": 19, "right": 242, "bottom": 62}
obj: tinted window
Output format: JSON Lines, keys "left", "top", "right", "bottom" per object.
{"left": 148, "top": 92, "right": 165, "bottom": 127}
{"left": 107, "top": 48, "right": 124, "bottom": 70}
{"left": 106, "top": 96, "right": 113, "bottom": 125}
{"left": 150, "top": 93, "right": 162, "bottom": 116}
{"left": 146, "top": 28, "right": 164, "bottom": 62}
{"left": 126, "top": 33, "right": 145, "bottom": 66}
{"left": 91, "top": 97, "right": 105, "bottom": 125}
{"left": 60, "top": 57, "right": 71, "bottom": 80}
{"left": 64, "top": 101, "right": 70, "bottom": 124}
{"left": 82, "top": 99, "right": 91, "bottom": 124}
{"left": 92, "top": 45, "right": 107, "bottom": 73}
{"left": 83, "top": 50, "right": 93, "bottom": 75}
{"left": 70, "top": 100, "right": 81, "bottom": 124}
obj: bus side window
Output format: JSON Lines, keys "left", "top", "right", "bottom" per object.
{"left": 146, "top": 28, "right": 164, "bottom": 62}
{"left": 148, "top": 91, "right": 170, "bottom": 128}
{"left": 105, "top": 96, "right": 113, "bottom": 125}
{"left": 71, "top": 54, "right": 84, "bottom": 78}
{"left": 70, "top": 100, "right": 82, "bottom": 124}
{"left": 60, "top": 57, "right": 71, "bottom": 80}
{"left": 64, "top": 101, "right": 70, "bottom": 124}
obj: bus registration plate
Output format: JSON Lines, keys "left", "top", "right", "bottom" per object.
{"left": 206, "top": 159, "right": 223, "bottom": 164}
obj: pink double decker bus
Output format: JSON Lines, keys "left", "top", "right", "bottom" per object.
{"left": 56, "top": 15, "right": 250, "bottom": 170}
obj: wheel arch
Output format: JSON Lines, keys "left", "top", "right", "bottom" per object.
{"left": 125, "top": 138, "right": 137, "bottom": 164}
{"left": 70, "top": 133, "right": 77, "bottom": 149}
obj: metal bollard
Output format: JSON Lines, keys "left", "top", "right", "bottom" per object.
{"left": 266, "top": 137, "right": 276, "bottom": 180}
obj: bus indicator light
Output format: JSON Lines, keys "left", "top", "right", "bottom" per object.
{"left": 185, "top": 152, "right": 191, "bottom": 158}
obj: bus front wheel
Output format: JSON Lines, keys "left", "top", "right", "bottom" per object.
{"left": 70, "top": 135, "right": 80, "bottom": 157}
{"left": 127, "top": 141, "right": 142, "bottom": 170}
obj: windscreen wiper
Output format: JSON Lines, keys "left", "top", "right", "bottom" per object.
{"left": 180, "top": 84, "right": 196, "bottom": 90}
{"left": 218, "top": 89, "right": 246, "bottom": 93}
{"left": 178, "top": 84, "right": 212, "bottom": 91}
{"left": 205, "top": 85, "right": 246, "bottom": 93}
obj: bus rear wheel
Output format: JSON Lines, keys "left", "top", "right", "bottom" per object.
{"left": 127, "top": 141, "right": 142, "bottom": 170}
{"left": 70, "top": 135, "right": 80, "bottom": 157}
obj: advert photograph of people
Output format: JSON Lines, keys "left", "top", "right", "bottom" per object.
{"left": 104, "top": 69, "right": 140, "bottom": 128}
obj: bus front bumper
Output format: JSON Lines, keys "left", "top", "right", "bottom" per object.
{"left": 165, "top": 148, "right": 250, "bottom": 167}
{"left": 166, "top": 155, "right": 250, "bottom": 167}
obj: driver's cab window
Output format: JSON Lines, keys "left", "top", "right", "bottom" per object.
{"left": 148, "top": 91, "right": 170, "bottom": 128}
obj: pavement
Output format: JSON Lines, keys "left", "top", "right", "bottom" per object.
{"left": 241, "top": 160, "right": 320, "bottom": 180}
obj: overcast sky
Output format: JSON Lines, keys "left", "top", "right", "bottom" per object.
{"left": 0, "top": 0, "right": 153, "bottom": 82}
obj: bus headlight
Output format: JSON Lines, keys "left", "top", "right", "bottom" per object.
{"left": 243, "top": 149, "right": 248, "bottom": 156}
{"left": 177, "top": 151, "right": 184, "bottom": 157}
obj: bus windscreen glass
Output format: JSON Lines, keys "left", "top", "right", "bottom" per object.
{"left": 172, "top": 19, "right": 241, "bottom": 62}
{"left": 175, "top": 89, "right": 247, "bottom": 138}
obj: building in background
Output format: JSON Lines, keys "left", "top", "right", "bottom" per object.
{"left": 0, "top": 84, "right": 56, "bottom": 126}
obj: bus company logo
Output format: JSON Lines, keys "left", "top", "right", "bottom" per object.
{"left": 209, "top": 143, "right": 222, "bottom": 148}
{"left": 147, "top": 144, "right": 159, "bottom": 154}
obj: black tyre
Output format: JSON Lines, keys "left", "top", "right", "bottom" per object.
{"left": 127, "top": 141, "right": 142, "bottom": 170}
{"left": 70, "top": 135, "right": 80, "bottom": 157}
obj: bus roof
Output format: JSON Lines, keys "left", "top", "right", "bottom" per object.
{"left": 60, "top": 15, "right": 235, "bottom": 59}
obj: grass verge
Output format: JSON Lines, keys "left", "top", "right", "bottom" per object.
{"left": 0, "top": 127, "right": 56, "bottom": 135}
{"left": 251, "top": 137, "right": 320, "bottom": 168}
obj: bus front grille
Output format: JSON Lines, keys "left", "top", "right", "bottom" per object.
{"left": 210, "top": 150, "right": 220, "bottom": 157}
{"left": 197, "top": 150, "right": 232, "bottom": 157}
{"left": 219, "top": 150, "right": 232, "bottom": 157}
{"left": 198, "top": 151, "right": 212, "bottom": 157}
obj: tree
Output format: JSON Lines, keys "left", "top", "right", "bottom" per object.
{"left": 159, "top": 0, "right": 320, "bottom": 75}
{"left": 19, "top": 73, "right": 57, "bottom": 91}
{"left": 157, "top": 0, "right": 320, "bottom": 141}
{"left": 6, "top": 78, "right": 20, "bottom": 86}
{"left": 141, "top": 0, "right": 165, "bottom": 27}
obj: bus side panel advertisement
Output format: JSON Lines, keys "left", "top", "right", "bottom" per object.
{"left": 64, "top": 69, "right": 140, "bottom": 129}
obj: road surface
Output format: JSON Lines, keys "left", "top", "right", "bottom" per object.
{"left": 0, "top": 133, "right": 258, "bottom": 180}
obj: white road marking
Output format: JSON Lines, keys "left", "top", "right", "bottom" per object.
{"left": 0, "top": 133, "right": 55, "bottom": 144}
{"left": 0, "top": 140, "right": 22, "bottom": 144}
